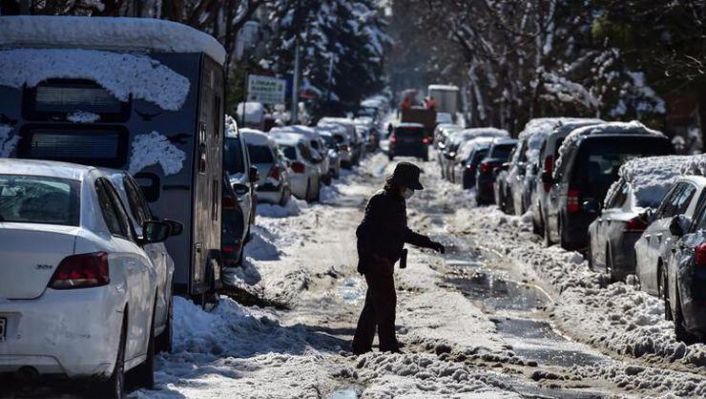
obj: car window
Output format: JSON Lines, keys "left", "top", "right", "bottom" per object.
{"left": 605, "top": 180, "right": 628, "bottom": 209}
{"left": 247, "top": 145, "right": 275, "bottom": 164}
{"left": 96, "top": 179, "right": 126, "bottom": 237}
{"left": 491, "top": 145, "right": 513, "bottom": 161}
{"left": 470, "top": 149, "right": 489, "bottom": 166}
{"left": 657, "top": 184, "right": 684, "bottom": 219}
{"left": 674, "top": 184, "right": 697, "bottom": 215}
{"left": 281, "top": 145, "right": 297, "bottom": 160}
{"left": 0, "top": 174, "right": 80, "bottom": 226}
{"left": 123, "top": 176, "right": 152, "bottom": 226}
{"left": 224, "top": 137, "right": 245, "bottom": 175}
{"left": 298, "top": 143, "right": 314, "bottom": 162}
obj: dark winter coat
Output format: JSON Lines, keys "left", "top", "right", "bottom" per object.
{"left": 356, "top": 189, "right": 434, "bottom": 274}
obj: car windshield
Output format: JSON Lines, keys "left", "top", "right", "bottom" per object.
{"left": 321, "top": 135, "right": 336, "bottom": 148}
{"left": 224, "top": 137, "right": 245, "bottom": 175}
{"left": 281, "top": 145, "right": 297, "bottom": 160}
{"left": 247, "top": 145, "right": 274, "bottom": 164}
{"left": 490, "top": 144, "right": 514, "bottom": 160}
{"left": 0, "top": 175, "right": 80, "bottom": 226}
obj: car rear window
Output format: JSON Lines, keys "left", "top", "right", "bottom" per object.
{"left": 571, "top": 137, "right": 673, "bottom": 185}
{"left": 281, "top": 145, "right": 297, "bottom": 160}
{"left": 471, "top": 149, "right": 489, "bottom": 166}
{"left": 247, "top": 145, "right": 274, "bottom": 164}
{"left": 395, "top": 127, "right": 425, "bottom": 137}
{"left": 224, "top": 137, "right": 245, "bottom": 175}
{"left": 490, "top": 144, "right": 514, "bottom": 160}
{"left": 0, "top": 175, "right": 80, "bottom": 226}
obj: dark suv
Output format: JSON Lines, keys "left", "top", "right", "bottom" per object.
{"left": 543, "top": 122, "right": 674, "bottom": 250}
{"left": 389, "top": 123, "right": 431, "bottom": 161}
{"left": 476, "top": 138, "right": 517, "bottom": 205}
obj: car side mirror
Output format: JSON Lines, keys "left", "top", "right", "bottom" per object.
{"left": 541, "top": 172, "right": 554, "bottom": 184}
{"left": 582, "top": 200, "right": 599, "bottom": 214}
{"left": 163, "top": 219, "right": 184, "bottom": 236}
{"left": 248, "top": 166, "right": 259, "bottom": 183}
{"left": 141, "top": 220, "right": 171, "bottom": 244}
{"left": 669, "top": 215, "right": 688, "bottom": 237}
{"left": 232, "top": 183, "right": 249, "bottom": 196}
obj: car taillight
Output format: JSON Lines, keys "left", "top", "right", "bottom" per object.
{"left": 480, "top": 163, "right": 490, "bottom": 173}
{"left": 422, "top": 137, "right": 431, "bottom": 145}
{"left": 292, "top": 162, "right": 306, "bottom": 173}
{"left": 696, "top": 244, "right": 706, "bottom": 267}
{"left": 625, "top": 217, "right": 648, "bottom": 232}
{"left": 543, "top": 156, "right": 554, "bottom": 193}
{"left": 567, "top": 189, "right": 580, "bottom": 213}
{"left": 49, "top": 252, "right": 110, "bottom": 289}
{"left": 390, "top": 136, "right": 397, "bottom": 143}
{"left": 269, "top": 166, "right": 280, "bottom": 180}
{"left": 223, "top": 195, "right": 238, "bottom": 209}
{"left": 222, "top": 246, "right": 236, "bottom": 254}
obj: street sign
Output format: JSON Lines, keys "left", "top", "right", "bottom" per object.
{"left": 247, "top": 75, "right": 286, "bottom": 105}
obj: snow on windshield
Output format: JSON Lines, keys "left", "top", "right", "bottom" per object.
{"left": 129, "top": 131, "right": 186, "bottom": 176}
{"left": 607, "top": 155, "right": 693, "bottom": 208}
{"left": 0, "top": 49, "right": 190, "bottom": 111}
{"left": 0, "top": 124, "right": 18, "bottom": 158}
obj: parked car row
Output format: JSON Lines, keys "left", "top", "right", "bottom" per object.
{"left": 462, "top": 116, "right": 706, "bottom": 343}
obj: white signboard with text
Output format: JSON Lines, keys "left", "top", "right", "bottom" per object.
{"left": 247, "top": 75, "right": 286, "bottom": 105}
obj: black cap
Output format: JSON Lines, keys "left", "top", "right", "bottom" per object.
{"left": 391, "top": 161, "right": 424, "bottom": 190}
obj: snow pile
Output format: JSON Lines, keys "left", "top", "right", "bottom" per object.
{"left": 67, "top": 110, "right": 100, "bottom": 123}
{"left": 236, "top": 102, "right": 264, "bottom": 124}
{"left": 452, "top": 206, "right": 706, "bottom": 372}
{"left": 555, "top": 121, "right": 665, "bottom": 171}
{"left": 0, "top": 124, "right": 18, "bottom": 158}
{"left": 0, "top": 15, "right": 226, "bottom": 65}
{"left": 679, "top": 153, "right": 706, "bottom": 177}
{"left": 257, "top": 197, "right": 306, "bottom": 218}
{"left": 128, "top": 131, "right": 186, "bottom": 176}
{"left": 0, "top": 49, "right": 190, "bottom": 111}
{"left": 607, "top": 155, "right": 693, "bottom": 208}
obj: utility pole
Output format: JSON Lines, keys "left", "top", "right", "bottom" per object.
{"left": 291, "top": 38, "right": 301, "bottom": 125}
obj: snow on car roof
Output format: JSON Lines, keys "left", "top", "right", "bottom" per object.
{"left": 606, "top": 156, "right": 695, "bottom": 208}
{"left": 270, "top": 125, "right": 320, "bottom": 139}
{"left": 555, "top": 121, "right": 666, "bottom": 172}
{"left": 0, "top": 16, "right": 226, "bottom": 65}
{"left": 678, "top": 154, "right": 706, "bottom": 177}
{"left": 448, "top": 127, "right": 509, "bottom": 146}
{"left": 428, "top": 84, "right": 459, "bottom": 91}
{"left": 0, "top": 48, "right": 191, "bottom": 111}
{"left": 241, "top": 129, "right": 272, "bottom": 146}
{"left": 0, "top": 158, "right": 94, "bottom": 181}
{"left": 271, "top": 132, "right": 306, "bottom": 146}
{"left": 518, "top": 118, "right": 602, "bottom": 165}
{"left": 396, "top": 123, "right": 425, "bottom": 129}
{"left": 457, "top": 137, "right": 495, "bottom": 161}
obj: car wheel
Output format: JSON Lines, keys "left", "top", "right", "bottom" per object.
{"left": 658, "top": 266, "right": 673, "bottom": 321}
{"left": 388, "top": 153, "right": 394, "bottom": 161}
{"left": 587, "top": 236, "right": 594, "bottom": 270}
{"left": 674, "top": 290, "right": 697, "bottom": 344}
{"left": 94, "top": 315, "right": 127, "bottom": 399}
{"left": 532, "top": 216, "right": 542, "bottom": 235}
{"left": 156, "top": 299, "right": 173, "bottom": 354}
{"left": 132, "top": 301, "right": 156, "bottom": 389}
{"left": 422, "top": 152, "right": 429, "bottom": 162}
{"left": 279, "top": 187, "right": 290, "bottom": 206}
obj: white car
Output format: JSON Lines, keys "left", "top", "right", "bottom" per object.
{"left": 272, "top": 134, "right": 322, "bottom": 202}
{"left": 271, "top": 126, "right": 331, "bottom": 184}
{"left": 102, "top": 169, "right": 180, "bottom": 353}
{"left": 0, "top": 159, "right": 174, "bottom": 398}
{"left": 241, "top": 129, "right": 292, "bottom": 205}
{"left": 317, "top": 123, "right": 353, "bottom": 167}
{"left": 317, "top": 117, "right": 362, "bottom": 165}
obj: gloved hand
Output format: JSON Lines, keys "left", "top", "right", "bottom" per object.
{"left": 430, "top": 241, "right": 445, "bottom": 254}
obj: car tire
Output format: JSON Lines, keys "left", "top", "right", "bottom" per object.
{"left": 94, "top": 315, "right": 127, "bottom": 399}
{"left": 132, "top": 301, "right": 156, "bottom": 389}
{"left": 388, "top": 153, "right": 394, "bottom": 161}
{"left": 156, "top": 299, "right": 173, "bottom": 354}
{"left": 606, "top": 245, "right": 615, "bottom": 282}
{"left": 544, "top": 217, "right": 554, "bottom": 247}
{"left": 587, "top": 236, "right": 594, "bottom": 270}
{"left": 532, "top": 216, "right": 542, "bottom": 235}
{"left": 280, "top": 187, "right": 291, "bottom": 206}
{"left": 422, "top": 152, "right": 429, "bottom": 162}
{"left": 313, "top": 181, "right": 321, "bottom": 202}
{"left": 674, "top": 290, "right": 697, "bottom": 344}
{"left": 659, "top": 266, "right": 673, "bottom": 321}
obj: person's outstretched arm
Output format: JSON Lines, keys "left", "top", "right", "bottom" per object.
{"left": 404, "top": 228, "right": 445, "bottom": 253}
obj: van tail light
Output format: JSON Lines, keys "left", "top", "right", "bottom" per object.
{"left": 49, "top": 252, "right": 110, "bottom": 289}
{"left": 695, "top": 244, "right": 706, "bottom": 267}
{"left": 222, "top": 245, "right": 236, "bottom": 254}
{"left": 223, "top": 195, "right": 238, "bottom": 210}
{"left": 543, "top": 156, "right": 554, "bottom": 193}
{"left": 340, "top": 144, "right": 349, "bottom": 151}
{"left": 390, "top": 135, "right": 397, "bottom": 144}
{"left": 567, "top": 189, "right": 580, "bottom": 213}
{"left": 269, "top": 166, "right": 280, "bottom": 180}
{"left": 422, "top": 137, "right": 431, "bottom": 145}
{"left": 292, "top": 162, "right": 306, "bottom": 173}
{"left": 625, "top": 217, "right": 648, "bottom": 232}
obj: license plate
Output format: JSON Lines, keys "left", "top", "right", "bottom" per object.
{"left": 0, "top": 318, "right": 5, "bottom": 341}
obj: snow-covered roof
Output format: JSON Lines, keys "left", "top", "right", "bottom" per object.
{"left": 236, "top": 102, "right": 265, "bottom": 124}
{"left": 270, "top": 125, "right": 320, "bottom": 139}
{"left": 518, "top": 117, "right": 605, "bottom": 164}
{"left": 679, "top": 154, "right": 706, "bottom": 177}
{"left": 241, "top": 129, "right": 272, "bottom": 146}
{"left": 271, "top": 132, "right": 305, "bottom": 146}
{"left": 449, "top": 128, "right": 509, "bottom": 146}
{"left": 428, "top": 85, "right": 459, "bottom": 92}
{"left": 0, "top": 49, "right": 191, "bottom": 111}
{"left": 396, "top": 123, "right": 425, "bottom": 129}
{"left": 555, "top": 121, "right": 666, "bottom": 172}
{"left": 457, "top": 137, "right": 494, "bottom": 161}
{"left": 0, "top": 16, "right": 226, "bottom": 65}
{"left": 0, "top": 158, "right": 93, "bottom": 180}
{"left": 607, "top": 155, "right": 694, "bottom": 208}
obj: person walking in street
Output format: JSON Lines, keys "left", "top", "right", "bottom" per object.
{"left": 352, "top": 162, "right": 445, "bottom": 355}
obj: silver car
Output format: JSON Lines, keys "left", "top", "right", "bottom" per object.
{"left": 242, "top": 129, "right": 291, "bottom": 206}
